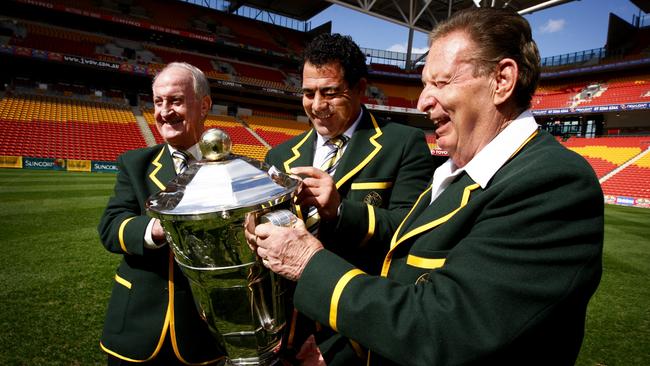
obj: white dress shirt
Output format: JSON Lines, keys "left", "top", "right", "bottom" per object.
{"left": 144, "top": 142, "right": 202, "bottom": 248}
{"left": 430, "top": 110, "right": 539, "bottom": 204}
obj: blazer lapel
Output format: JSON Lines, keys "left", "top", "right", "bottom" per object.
{"left": 282, "top": 129, "right": 315, "bottom": 172}
{"left": 147, "top": 145, "right": 176, "bottom": 192}
{"left": 334, "top": 110, "right": 383, "bottom": 189}
{"left": 381, "top": 173, "right": 480, "bottom": 276}
{"left": 403, "top": 173, "right": 478, "bottom": 233}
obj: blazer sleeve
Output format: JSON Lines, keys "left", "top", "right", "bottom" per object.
{"left": 97, "top": 154, "right": 152, "bottom": 256}
{"left": 294, "top": 152, "right": 603, "bottom": 365}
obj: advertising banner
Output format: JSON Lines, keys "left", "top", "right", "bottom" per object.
{"left": 0, "top": 155, "right": 23, "bottom": 169}
{"left": 67, "top": 159, "right": 92, "bottom": 172}
{"left": 92, "top": 161, "right": 119, "bottom": 173}
{"left": 23, "top": 157, "right": 66, "bottom": 170}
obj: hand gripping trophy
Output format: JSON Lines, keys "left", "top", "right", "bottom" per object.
{"left": 146, "top": 129, "right": 299, "bottom": 365}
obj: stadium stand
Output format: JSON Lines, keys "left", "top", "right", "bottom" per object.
{"left": 601, "top": 152, "right": 650, "bottom": 199}
{"left": 560, "top": 136, "right": 650, "bottom": 178}
{"left": 243, "top": 115, "right": 310, "bottom": 148}
{"left": 1, "top": 0, "right": 649, "bottom": 207}
{"left": 0, "top": 93, "right": 144, "bottom": 161}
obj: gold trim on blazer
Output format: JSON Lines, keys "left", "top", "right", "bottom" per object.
{"left": 114, "top": 274, "right": 132, "bottom": 289}
{"left": 118, "top": 217, "right": 136, "bottom": 254}
{"left": 360, "top": 204, "right": 376, "bottom": 247}
{"left": 335, "top": 113, "right": 383, "bottom": 189}
{"left": 407, "top": 255, "right": 446, "bottom": 269}
{"left": 330, "top": 269, "right": 365, "bottom": 331}
{"left": 283, "top": 129, "right": 314, "bottom": 173}
{"left": 351, "top": 181, "right": 393, "bottom": 190}
{"left": 149, "top": 146, "right": 167, "bottom": 191}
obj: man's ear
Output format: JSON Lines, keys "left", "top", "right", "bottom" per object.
{"left": 493, "top": 58, "right": 518, "bottom": 106}
{"left": 201, "top": 95, "right": 212, "bottom": 117}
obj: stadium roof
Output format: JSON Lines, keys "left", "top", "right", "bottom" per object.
{"left": 224, "top": 0, "right": 331, "bottom": 20}
{"left": 226, "top": 0, "right": 575, "bottom": 67}
{"left": 630, "top": 0, "right": 650, "bottom": 13}
{"left": 227, "top": 0, "right": 576, "bottom": 34}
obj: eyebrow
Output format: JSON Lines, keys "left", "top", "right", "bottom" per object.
{"left": 301, "top": 86, "right": 344, "bottom": 93}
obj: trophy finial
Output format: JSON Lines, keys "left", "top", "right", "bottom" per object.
{"left": 200, "top": 128, "right": 232, "bottom": 161}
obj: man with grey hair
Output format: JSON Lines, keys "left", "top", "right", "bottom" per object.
{"left": 98, "top": 62, "right": 224, "bottom": 365}
{"left": 249, "top": 8, "right": 603, "bottom": 365}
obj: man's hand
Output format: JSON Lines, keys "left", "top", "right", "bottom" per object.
{"left": 253, "top": 219, "right": 324, "bottom": 281}
{"left": 151, "top": 219, "right": 167, "bottom": 245}
{"left": 291, "top": 166, "right": 340, "bottom": 221}
{"left": 296, "top": 334, "right": 327, "bottom": 366}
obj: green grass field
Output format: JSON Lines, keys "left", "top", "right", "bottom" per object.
{"left": 0, "top": 169, "right": 648, "bottom": 365}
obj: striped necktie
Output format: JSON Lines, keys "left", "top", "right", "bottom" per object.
{"left": 305, "top": 135, "right": 350, "bottom": 235}
{"left": 172, "top": 150, "right": 191, "bottom": 174}
{"left": 320, "top": 135, "right": 349, "bottom": 176}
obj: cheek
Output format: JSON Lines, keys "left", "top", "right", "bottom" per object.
{"left": 333, "top": 102, "right": 350, "bottom": 117}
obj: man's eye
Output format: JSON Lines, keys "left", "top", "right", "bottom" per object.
{"left": 303, "top": 92, "right": 315, "bottom": 98}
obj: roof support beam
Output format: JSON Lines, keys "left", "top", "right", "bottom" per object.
{"left": 518, "top": 0, "right": 574, "bottom": 15}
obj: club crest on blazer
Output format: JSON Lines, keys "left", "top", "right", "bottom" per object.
{"left": 363, "top": 191, "right": 383, "bottom": 207}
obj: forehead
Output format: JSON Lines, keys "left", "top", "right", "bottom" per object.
{"left": 153, "top": 67, "right": 194, "bottom": 96}
{"left": 423, "top": 31, "right": 474, "bottom": 77}
{"left": 302, "top": 61, "right": 346, "bottom": 88}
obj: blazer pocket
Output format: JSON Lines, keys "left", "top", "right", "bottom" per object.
{"left": 104, "top": 273, "right": 132, "bottom": 334}
{"left": 350, "top": 177, "right": 394, "bottom": 207}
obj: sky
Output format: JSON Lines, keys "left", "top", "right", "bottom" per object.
{"left": 308, "top": 0, "right": 645, "bottom": 59}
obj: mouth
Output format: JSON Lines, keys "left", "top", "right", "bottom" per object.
{"left": 161, "top": 118, "right": 183, "bottom": 125}
{"left": 312, "top": 111, "right": 333, "bottom": 120}
{"left": 432, "top": 116, "right": 450, "bottom": 131}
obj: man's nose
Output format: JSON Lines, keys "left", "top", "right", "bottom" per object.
{"left": 417, "top": 86, "right": 437, "bottom": 115}
{"left": 159, "top": 103, "right": 174, "bottom": 116}
{"left": 312, "top": 93, "right": 329, "bottom": 111}
{"left": 417, "top": 90, "right": 430, "bottom": 113}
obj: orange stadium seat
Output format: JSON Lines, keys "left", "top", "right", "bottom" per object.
{"left": 243, "top": 115, "right": 310, "bottom": 147}
{"left": 601, "top": 152, "right": 650, "bottom": 199}
{"left": 559, "top": 136, "right": 650, "bottom": 178}
{"left": 0, "top": 94, "right": 144, "bottom": 161}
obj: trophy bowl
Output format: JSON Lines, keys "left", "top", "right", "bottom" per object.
{"left": 146, "top": 129, "right": 300, "bottom": 365}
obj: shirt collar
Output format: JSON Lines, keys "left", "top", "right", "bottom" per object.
{"left": 316, "top": 108, "right": 363, "bottom": 147}
{"left": 168, "top": 142, "right": 202, "bottom": 161}
{"left": 463, "top": 110, "right": 538, "bottom": 188}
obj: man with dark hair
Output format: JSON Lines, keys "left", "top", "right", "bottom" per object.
{"left": 264, "top": 33, "right": 435, "bottom": 363}
{"left": 98, "top": 62, "right": 224, "bottom": 365}
{"left": 251, "top": 8, "right": 603, "bottom": 366}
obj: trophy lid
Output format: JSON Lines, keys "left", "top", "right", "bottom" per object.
{"left": 146, "top": 128, "right": 299, "bottom": 219}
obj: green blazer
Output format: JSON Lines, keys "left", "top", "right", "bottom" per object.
{"left": 97, "top": 144, "right": 224, "bottom": 365}
{"left": 266, "top": 108, "right": 436, "bottom": 364}
{"left": 265, "top": 108, "right": 436, "bottom": 275}
{"left": 293, "top": 130, "right": 604, "bottom": 366}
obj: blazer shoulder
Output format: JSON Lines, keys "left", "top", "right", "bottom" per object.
{"left": 118, "top": 144, "right": 166, "bottom": 165}
{"left": 507, "top": 131, "right": 599, "bottom": 183}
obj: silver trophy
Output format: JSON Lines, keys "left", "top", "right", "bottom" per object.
{"left": 146, "top": 129, "right": 300, "bottom": 365}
